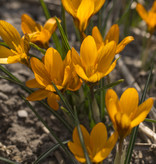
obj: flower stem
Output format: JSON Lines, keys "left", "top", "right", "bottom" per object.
{"left": 90, "top": 86, "right": 100, "bottom": 123}
{"left": 141, "top": 33, "right": 152, "bottom": 69}
{"left": 116, "top": 138, "right": 124, "bottom": 164}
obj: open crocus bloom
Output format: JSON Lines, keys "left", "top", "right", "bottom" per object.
{"left": 68, "top": 122, "right": 118, "bottom": 163}
{"left": 26, "top": 47, "right": 82, "bottom": 110}
{"left": 0, "top": 20, "right": 29, "bottom": 66}
{"left": 136, "top": 1, "right": 156, "bottom": 33}
{"left": 92, "top": 25, "right": 134, "bottom": 54}
{"left": 71, "top": 35, "right": 117, "bottom": 84}
{"left": 62, "top": 0, "right": 105, "bottom": 33}
{"left": 21, "top": 14, "right": 58, "bottom": 49}
{"left": 105, "top": 88, "right": 154, "bottom": 139}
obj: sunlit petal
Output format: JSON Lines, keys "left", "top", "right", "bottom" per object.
{"left": 0, "top": 20, "right": 21, "bottom": 50}
{"left": 27, "top": 89, "right": 48, "bottom": 101}
{"left": 131, "top": 98, "right": 154, "bottom": 127}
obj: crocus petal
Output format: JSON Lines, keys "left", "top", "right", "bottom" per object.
{"left": 92, "top": 26, "right": 104, "bottom": 49}
{"left": 93, "top": 0, "right": 105, "bottom": 14}
{"left": 21, "top": 14, "right": 41, "bottom": 33}
{"left": 80, "top": 36, "right": 97, "bottom": 67}
{"left": 97, "top": 41, "right": 116, "bottom": 73}
{"left": 44, "top": 17, "right": 58, "bottom": 35}
{"left": 61, "top": 0, "right": 77, "bottom": 17}
{"left": 27, "top": 89, "right": 48, "bottom": 101}
{"left": 151, "top": 1, "right": 156, "bottom": 12}
{"left": 116, "top": 36, "right": 134, "bottom": 54}
{"left": 105, "top": 89, "right": 119, "bottom": 122}
{"left": 90, "top": 122, "right": 107, "bottom": 157}
{"left": 68, "top": 142, "right": 86, "bottom": 163}
{"left": 131, "top": 98, "right": 154, "bottom": 128}
{"left": 47, "top": 92, "right": 60, "bottom": 110}
{"left": 44, "top": 47, "right": 64, "bottom": 81}
{"left": 7, "top": 55, "right": 20, "bottom": 64}
{"left": 71, "top": 48, "right": 82, "bottom": 66}
{"left": 102, "top": 59, "right": 117, "bottom": 77}
{"left": 62, "top": 66, "right": 71, "bottom": 88}
{"left": 104, "top": 24, "right": 119, "bottom": 44}
{"left": 0, "top": 20, "right": 21, "bottom": 50}
{"left": 0, "top": 45, "right": 14, "bottom": 64}
{"left": 77, "top": 0, "right": 94, "bottom": 32}
{"left": 92, "top": 131, "right": 118, "bottom": 163}
{"left": 72, "top": 125, "right": 90, "bottom": 149}
{"left": 34, "top": 29, "right": 51, "bottom": 48}
{"left": 119, "top": 88, "right": 139, "bottom": 115}
{"left": 26, "top": 78, "right": 43, "bottom": 88}
{"left": 30, "top": 57, "right": 51, "bottom": 87}
{"left": 136, "top": 3, "right": 148, "bottom": 22}
{"left": 74, "top": 64, "right": 89, "bottom": 81}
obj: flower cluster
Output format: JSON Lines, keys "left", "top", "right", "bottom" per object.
{"left": 0, "top": 0, "right": 154, "bottom": 163}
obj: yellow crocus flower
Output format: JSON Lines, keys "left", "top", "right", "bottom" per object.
{"left": 0, "top": 20, "right": 29, "bottom": 66}
{"left": 68, "top": 122, "right": 118, "bottom": 163}
{"left": 71, "top": 35, "right": 117, "bottom": 84}
{"left": 21, "top": 14, "right": 58, "bottom": 49}
{"left": 26, "top": 47, "right": 82, "bottom": 110}
{"left": 92, "top": 25, "right": 134, "bottom": 54}
{"left": 62, "top": 0, "right": 105, "bottom": 33}
{"left": 105, "top": 88, "right": 154, "bottom": 139}
{"left": 136, "top": 1, "right": 156, "bottom": 33}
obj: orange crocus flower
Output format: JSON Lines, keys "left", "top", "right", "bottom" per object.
{"left": 105, "top": 88, "right": 154, "bottom": 139}
{"left": 92, "top": 25, "right": 134, "bottom": 54}
{"left": 62, "top": 0, "right": 105, "bottom": 33}
{"left": 136, "top": 1, "right": 156, "bottom": 33}
{"left": 26, "top": 47, "right": 82, "bottom": 110}
{"left": 68, "top": 122, "right": 118, "bottom": 163}
{"left": 71, "top": 35, "right": 117, "bottom": 84}
{"left": 0, "top": 20, "right": 29, "bottom": 66}
{"left": 21, "top": 14, "right": 58, "bottom": 49}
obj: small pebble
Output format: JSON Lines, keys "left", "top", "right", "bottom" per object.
{"left": 17, "top": 110, "right": 28, "bottom": 118}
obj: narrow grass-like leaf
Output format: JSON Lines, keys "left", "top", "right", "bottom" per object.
{"left": 55, "top": 17, "right": 71, "bottom": 54}
{"left": 0, "top": 65, "right": 73, "bottom": 132}
{"left": 61, "top": 4, "right": 67, "bottom": 36}
{"left": 74, "top": 108, "right": 91, "bottom": 164}
{"left": 52, "top": 32, "right": 63, "bottom": 55}
{"left": 95, "top": 79, "right": 124, "bottom": 93}
{"left": 39, "top": 0, "right": 51, "bottom": 19}
{"left": 124, "top": 65, "right": 153, "bottom": 164}
{"left": 116, "top": 0, "right": 133, "bottom": 25}
{"left": 34, "top": 140, "right": 69, "bottom": 164}
{"left": 23, "top": 98, "right": 77, "bottom": 164}
{"left": 0, "top": 157, "right": 19, "bottom": 164}
{"left": 29, "top": 42, "right": 46, "bottom": 54}
{"left": 0, "top": 42, "right": 9, "bottom": 48}
{"left": 52, "top": 82, "right": 75, "bottom": 121}
{"left": 100, "top": 78, "right": 106, "bottom": 121}
{"left": 145, "top": 118, "right": 156, "bottom": 124}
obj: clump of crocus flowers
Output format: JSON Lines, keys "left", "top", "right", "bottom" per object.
{"left": 0, "top": 0, "right": 155, "bottom": 163}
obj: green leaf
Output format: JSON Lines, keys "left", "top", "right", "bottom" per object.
{"left": 95, "top": 79, "right": 124, "bottom": 92}
{"left": 145, "top": 118, "right": 156, "bottom": 124}
{"left": 55, "top": 17, "right": 71, "bottom": 57}
{"left": 29, "top": 42, "right": 46, "bottom": 54}
{"left": 39, "top": 0, "right": 51, "bottom": 19}
{"left": 0, "top": 157, "right": 19, "bottom": 164}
